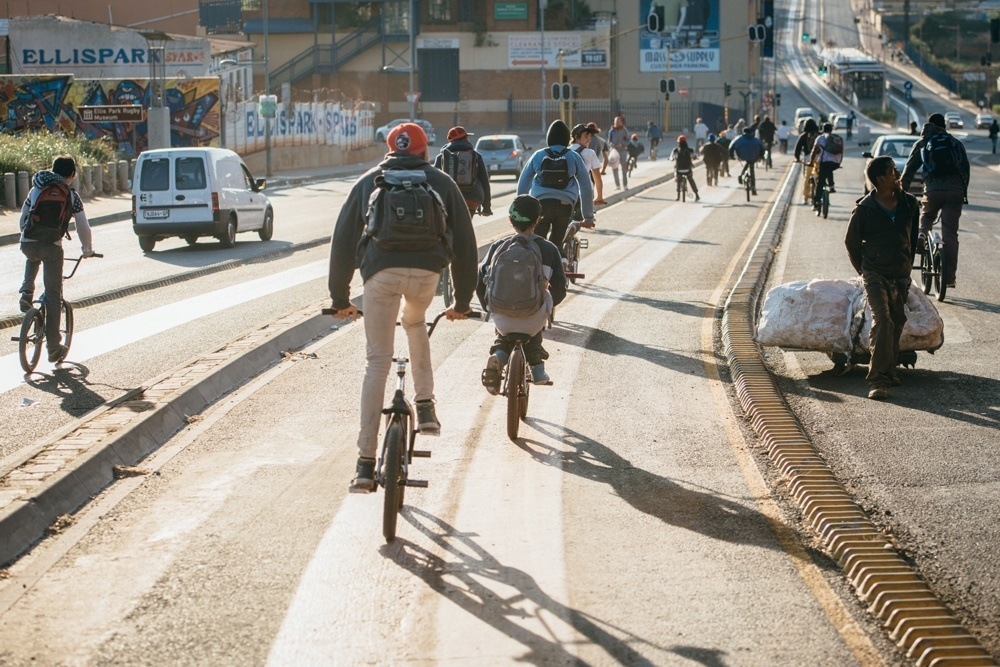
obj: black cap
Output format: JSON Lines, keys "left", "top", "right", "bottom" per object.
{"left": 509, "top": 194, "right": 542, "bottom": 226}
{"left": 928, "top": 113, "right": 946, "bottom": 129}
{"left": 546, "top": 119, "right": 571, "bottom": 147}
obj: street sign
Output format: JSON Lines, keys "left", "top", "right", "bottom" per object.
{"left": 905, "top": 90, "right": 912, "bottom": 101}
{"left": 904, "top": 81, "right": 913, "bottom": 91}
{"left": 678, "top": 87, "right": 689, "bottom": 96}
{"left": 78, "top": 105, "right": 144, "bottom": 123}
{"left": 259, "top": 95, "right": 278, "bottom": 119}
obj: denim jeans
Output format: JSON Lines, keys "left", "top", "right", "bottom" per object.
{"left": 919, "top": 189, "right": 964, "bottom": 285}
{"left": 863, "top": 271, "right": 910, "bottom": 388}
{"left": 491, "top": 330, "right": 548, "bottom": 366}
{"left": 20, "top": 241, "right": 64, "bottom": 354}
{"left": 535, "top": 199, "right": 573, "bottom": 253}
{"left": 357, "top": 267, "right": 439, "bottom": 458}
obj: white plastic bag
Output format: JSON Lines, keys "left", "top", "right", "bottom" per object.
{"left": 854, "top": 284, "right": 944, "bottom": 352}
{"left": 607, "top": 148, "right": 621, "bottom": 168}
{"left": 756, "top": 279, "right": 861, "bottom": 353}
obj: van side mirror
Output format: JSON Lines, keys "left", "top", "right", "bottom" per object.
{"left": 862, "top": 152, "right": 873, "bottom": 158}
{"left": 255, "top": 178, "right": 266, "bottom": 191}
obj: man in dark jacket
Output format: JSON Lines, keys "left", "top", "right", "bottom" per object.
{"left": 433, "top": 125, "right": 492, "bottom": 216}
{"left": 328, "top": 122, "right": 479, "bottom": 491}
{"left": 845, "top": 156, "right": 920, "bottom": 401}
{"left": 670, "top": 135, "right": 700, "bottom": 201}
{"left": 729, "top": 128, "right": 765, "bottom": 195}
{"left": 757, "top": 115, "right": 777, "bottom": 156}
{"left": 900, "top": 112, "right": 970, "bottom": 289}
{"left": 700, "top": 134, "right": 727, "bottom": 185}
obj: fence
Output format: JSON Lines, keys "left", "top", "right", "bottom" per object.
{"left": 506, "top": 98, "right": 701, "bottom": 133}
{"left": 221, "top": 99, "right": 375, "bottom": 155}
{"left": 904, "top": 44, "right": 959, "bottom": 95}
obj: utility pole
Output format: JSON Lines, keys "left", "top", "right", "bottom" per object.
{"left": 540, "top": 0, "right": 547, "bottom": 134}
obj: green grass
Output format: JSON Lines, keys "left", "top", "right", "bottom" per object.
{"left": 0, "top": 132, "right": 119, "bottom": 178}
{"left": 863, "top": 108, "right": 896, "bottom": 125}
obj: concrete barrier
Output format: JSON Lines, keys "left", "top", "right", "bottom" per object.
{"left": 92, "top": 163, "right": 103, "bottom": 195}
{"left": 118, "top": 160, "right": 129, "bottom": 192}
{"left": 3, "top": 174, "right": 15, "bottom": 210}
{"left": 16, "top": 171, "right": 29, "bottom": 207}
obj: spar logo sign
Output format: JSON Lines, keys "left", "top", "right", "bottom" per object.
{"left": 640, "top": 48, "right": 719, "bottom": 72}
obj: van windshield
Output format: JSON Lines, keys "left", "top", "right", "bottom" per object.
{"left": 139, "top": 158, "right": 170, "bottom": 192}
{"left": 175, "top": 157, "right": 207, "bottom": 190}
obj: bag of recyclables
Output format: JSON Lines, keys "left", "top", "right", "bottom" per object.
{"left": 756, "top": 278, "right": 943, "bottom": 354}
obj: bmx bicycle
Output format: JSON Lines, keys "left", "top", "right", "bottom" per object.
{"left": 676, "top": 169, "right": 690, "bottom": 202}
{"left": 499, "top": 332, "right": 552, "bottom": 441}
{"left": 322, "top": 308, "right": 482, "bottom": 542}
{"left": 13, "top": 254, "right": 103, "bottom": 373}
{"left": 915, "top": 224, "right": 947, "bottom": 303}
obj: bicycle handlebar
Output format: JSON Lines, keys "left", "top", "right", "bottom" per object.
{"left": 63, "top": 253, "right": 104, "bottom": 280}
{"left": 320, "top": 307, "right": 483, "bottom": 338}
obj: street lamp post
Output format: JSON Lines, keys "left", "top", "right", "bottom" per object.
{"left": 409, "top": 0, "right": 416, "bottom": 121}
{"left": 540, "top": 0, "right": 547, "bottom": 133}
{"left": 263, "top": 0, "right": 272, "bottom": 177}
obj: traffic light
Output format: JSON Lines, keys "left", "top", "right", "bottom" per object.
{"left": 659, "top": 78, "right": 676, "bottom": 94}
{"left": 748, "top": 24, "right": 765, "bottom": 42}
{"left": 561, "top": 83, "right": 572, "bottom": 100}
{"left": 646, "top": 7, "right": 664, "bottom": 33}
{"left": 572, "top": 85, "right": 580, "bottom": 100}
{"left": 992, "top": 17, "right": 1000, "bottom": 44}
{"left": 551, "top": 83, "right": 561, "bottom": 100}
{"left": 724, "top": 82, "right": 731, "bottom": 97}
{"left": 775, "top": 93, "right": 781, "bottom": 106}
{"left": 802, "top": 33, "right": 810, "bottom": 41}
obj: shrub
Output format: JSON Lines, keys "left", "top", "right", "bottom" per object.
{"left": 0, "top": 132, "right": 118, "bottom": 178}
{"left": 863, "top": 108, "right": 897, "bottom": 125}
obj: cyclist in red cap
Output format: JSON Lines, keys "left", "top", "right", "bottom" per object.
{"left": 670, "top": 135, "right": 700, "bottom": 201}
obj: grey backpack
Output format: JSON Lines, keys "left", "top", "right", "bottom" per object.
{"left": 487, "top": 234, "right": 546, "bottom": 317}
{"left": 365, "top": 169, "right": 448, "bottom": 252}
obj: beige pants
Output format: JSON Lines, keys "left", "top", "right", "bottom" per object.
{"left": 358, "top": 267, "right": 439, "bottom": 458}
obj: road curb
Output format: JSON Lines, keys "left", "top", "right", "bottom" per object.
{"left": 0, "top": 306, "right": 332, "bottom": 566}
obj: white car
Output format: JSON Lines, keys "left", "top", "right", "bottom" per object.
{"left": 975, "top": 112, "right": 994, "bottom": 129}
{"left": 374, "top": 118, "right": 437, "bottom": 145}
{"left": 132, "top": 148, "right": 273, "bottom": 253}
{"left": 944, "top": 111, "right": 964, "bottom": 129}
{"left": 861, "top": 134, "right": 922, "bottom": 195}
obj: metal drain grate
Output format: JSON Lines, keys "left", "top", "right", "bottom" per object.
{"left": 720, "top": 165, "right": 996, "bottom": 667}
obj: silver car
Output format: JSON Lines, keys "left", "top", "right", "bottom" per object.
{"left": 374, "top": 118, "right": 437, "bottom": 145}
{"left": 474, "top": 134, "right": 530, "bottom": 177}
{"left": 944, "top": 111, "right": 964, "bottom": 129}
{"left": 862, "top": 134, "right": 922, "bottom": 195}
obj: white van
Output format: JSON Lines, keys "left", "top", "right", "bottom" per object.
{"left": 131, "top": 147, "right": 273, "bottom": 252}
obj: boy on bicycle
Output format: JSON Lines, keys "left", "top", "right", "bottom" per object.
{"left": 670, "top": 135, "right": 701, "bottom": 201}
{"left": 478, "top": 195, "right": 567, "bottom": 391}
{"left": 18, "top": 156, "right": 96, "bottom": 363}
{"left": 729, "top": 128, "right": 765, "bottom": 196}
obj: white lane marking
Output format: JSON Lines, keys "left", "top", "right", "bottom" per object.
{"left": 267, "top": 188, "right": 721, "bottom": 664}
{"left": 0, "top": 261, "right": 326, "bottom": 394}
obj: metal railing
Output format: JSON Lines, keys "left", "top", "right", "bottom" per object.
{"left": 270, "top": 18, "right": 382, "bottom": 87}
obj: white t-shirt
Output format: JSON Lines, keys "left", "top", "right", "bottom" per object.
{"left": 694, "top": 122, "right": 709, "bottom": 140}
{"left": 777, "top": 124, "right": 792, "bottom": 140}
{"left": 814, "top": 134, "right": 844, "bottom": 165}
{"left": 569, "top": 143, "right": 602, "bottom": 171}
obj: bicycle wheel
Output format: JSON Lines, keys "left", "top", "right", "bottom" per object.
{"left": 519, "top": 373, "right": 530, "bottom": 421}
{"left": 920, "top": 246, "right": 934, "bottom": 294}
{"left": 936, "top": 250, "right": 947, "bottom": 302}
{"left": 60, "top": 301, "right": 74, "bottom": 358}
{"left": 438, "top": 270, "right": 454, "bottom": 308}
{"left": 381, "top": 418, "right": 405, "bottom": 543}
{"left": 18, "top": 309, "right": 44, "bottom": 373}
{"left": 566, "top": 239, "right": 578, "bottom": 285}
{"left": 506, "top": 347, "right": 524, "bottom": 441}
{"left": 821, "top": 191, "right": 830, "bottom": 219}
{"left": 681, "top": 183, "right": 686, "bottom": 202}
{"left": 745, "top": 179, "right": 751, "bottom": 202}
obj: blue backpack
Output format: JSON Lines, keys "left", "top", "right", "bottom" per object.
{"left": 920, "top": 133, "right": 963, "bottom": 178}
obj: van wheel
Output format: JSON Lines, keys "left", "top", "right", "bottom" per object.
{"left": 258, "top": 209, "right": 274, "bottom": 241}
{"left": 184, "top": 235, "right": 198, "bottom": 246}
{"left": 219, "top": 218, "right": 237, "bottom": 248}
{"left": 138, "top": 236, "right": 156, "bottom": 252}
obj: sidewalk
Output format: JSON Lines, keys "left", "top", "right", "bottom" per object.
{"left": 0, "top": 158, "right": 384, "bottom": 248}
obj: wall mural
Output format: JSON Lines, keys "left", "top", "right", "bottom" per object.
{"left": 0, "top": 75, "right": 221, "bottom": 157}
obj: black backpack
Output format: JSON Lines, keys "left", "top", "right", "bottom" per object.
{"left": 538, "top": 148, "right": 571, "bottom": 189}
{"left": 920, "top": 133, "right": 963, "bottom": 178}
{"left": 441, "top": 148, "right": 477, "bottom": 190}
{"left": 824, "top": 133, "right": 844, "bottom": 155}
{"left": 24, "top": 181, "right": 73, "bottom": 243}
{"left": 364, "top": 169, "right": 448, "bottom": 252}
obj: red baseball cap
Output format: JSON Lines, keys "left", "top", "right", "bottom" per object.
{"left": 586, "top": 121, "right": 601, "bottom": 134}
{"left": 446, "top": 126, "right": 472, "bottom": 142}
{"left": 386, "top": 122, "right": 428, "bottom": 155}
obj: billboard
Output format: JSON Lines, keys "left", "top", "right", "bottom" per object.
{"left": 640, "top": 0, "right": 720, "bottom": 73}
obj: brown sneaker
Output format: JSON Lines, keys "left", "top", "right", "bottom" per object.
{"left": 867, "top": 385, "right": 889, "bottom": 400}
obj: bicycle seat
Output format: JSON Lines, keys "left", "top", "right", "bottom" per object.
{"left": 505, "top": 333, "right": 534, "bottom": 344}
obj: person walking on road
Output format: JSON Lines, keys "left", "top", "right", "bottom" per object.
{"left": 433, "top": 125, "right": 493, "bottom": 217}
{"left": 517, "top": 119, "right": 596, "bottom": 252}
{"left": 989, "top": 118, "right": 999, "bottom": 154}
{"left": 777, "top": 119, "right": 792, "bottom": 154}
{"left": 586, "top": 121, "right": 610, "bottom": 204}
{"left": 700, "top": 134, "right": 727, "bottom": 185}
{"left": 795, "top": 118, "right": 821, "bottom": 204}
{"left": 845, "top": 156, "right": 920, "bottom": 401}
{"left": 18, "top": 155, "right": 96, "bottom": 364}
{"left": 846, "top": 110, "right": 856, "bottom": 141}
{"left": 693, "top": 117, "right": 710, "bottom": 150}
{"left": 569, "top": 123, "right": 603, "bottom": 211}
{"left": 328, "top": 122, "right": 479, "bottom": 492}
{"left": 900, "top": 112, "right": 970, "bottom": 289}
{"left": 646, "top": 120, "right": 663, "bottom": 160}
{"left": 607, "top": 116, "right": 631, "bottom": 190}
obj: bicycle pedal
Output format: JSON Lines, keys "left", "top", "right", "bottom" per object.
{"left": 10, "top": 337, "right": 19, "bottom": 342}
{"left": 405, "top": 479, "right": 429, "bottom": 488}
{"left": 579, "top": 239, "right": 589, "bottom": 248}
{"left": 411, "top": 449, "right": 432, "bottom": 458}
{"left": 565, "top": 273, "right": 585, "bottom": 279}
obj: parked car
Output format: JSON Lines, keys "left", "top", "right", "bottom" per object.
{"left": 861, "top": 134, "right": 923, "bottom": 195}
{"left": 132, "top": 148, "right": 273, "bottom": 253}
{"left": 975, "top": 112, "right": 994, "bottom": 129}
{"left": 374, "top": 118, "right": 437, "bottom": 145}
{"left": 474, "top": 134, "right": 531, "bottom": 177}
{"left": 944, "top": 111, "right": 964, "bottom": 129}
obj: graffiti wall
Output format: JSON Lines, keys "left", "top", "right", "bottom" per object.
{"left": 0, "top": 75, "right": 221, "bottom": 157}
